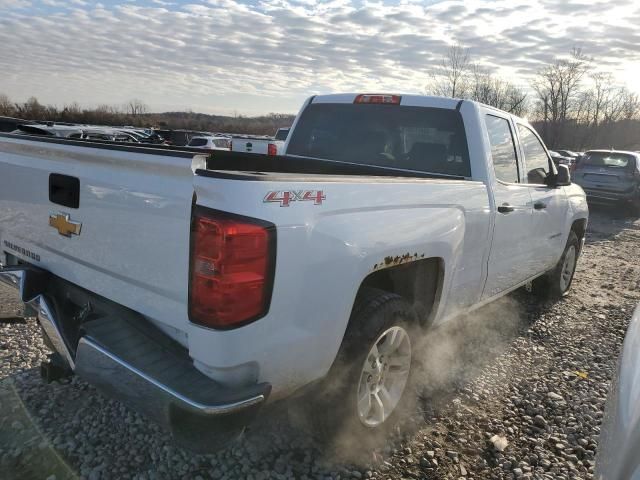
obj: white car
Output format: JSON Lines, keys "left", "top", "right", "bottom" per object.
{"left": 596, "top": 303, "right": 640, "bottom": 480}
{"left": 187, "top": 135, "right": 231, "bottom": 150}
{"left": 0, "top": 93, "right": 588, "bottom": 451}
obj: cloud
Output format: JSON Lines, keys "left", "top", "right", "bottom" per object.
{"left": 0, "top": 0, "right": 639, "bottom": 115}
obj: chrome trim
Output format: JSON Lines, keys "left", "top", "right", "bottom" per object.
{"left": 1, "top": 266, "right": 268, "bottom": 439}
{"left": 75, "top": 336, "right": 266, "bottom": 417}
{"left": 35, "top": 295, "right": 75, "bottom": 369}
{"left": 0, "top": 268, "right": 75, "bottom": 369}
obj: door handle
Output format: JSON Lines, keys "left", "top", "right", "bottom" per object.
{"left": 534, "top": 201, "right": 547, "bottom": 210}
{"left": 497, "top": 203, "right": 515, "bottom": 214}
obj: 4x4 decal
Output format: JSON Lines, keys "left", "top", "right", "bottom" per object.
{"left": 264, "top": 190, "right": 325, "bottom": 207}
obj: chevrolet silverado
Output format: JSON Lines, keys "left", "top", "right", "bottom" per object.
{"left": 0, "top": 94, "right": 588, "bottom": 451}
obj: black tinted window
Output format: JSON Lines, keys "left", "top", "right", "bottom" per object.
{"left": 188, "top": 138, "right": 208, "bottom": 147}
{"left": 485, "top": 115, "right": 519, "bottom": 183}
{"left": 517, "top": 124, "right": 550, "bottom": 185}
{"left": 275, "top": 129, "right": 289, "bottom": 141}
{"left": 287, "top": 104, "right": 471, "bottom": 177}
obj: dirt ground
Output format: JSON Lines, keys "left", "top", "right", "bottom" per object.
{"left": 1, "top": 204, "right": 638, "bottom": 480}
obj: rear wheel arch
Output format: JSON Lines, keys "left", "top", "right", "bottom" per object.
{"left": 355, "top": 257, "right": 444, "bottom": 328}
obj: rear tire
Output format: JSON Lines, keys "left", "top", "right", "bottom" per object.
{"left": 532, "top": 231, "right": 579, "bottom": 299}
{"left": 306, "top": 288, "right": 417, "bottom": 448}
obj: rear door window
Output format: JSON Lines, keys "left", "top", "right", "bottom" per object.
{"left": 517, "top": 124, "right": 552, "bottom": 185}
{"left": 485, "top": 115, "right": 519, "bottom": 183}
{"left": 287, "top": 103, "right": 471, "bottom": 177}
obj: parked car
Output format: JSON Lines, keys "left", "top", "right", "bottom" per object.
{"left": 573, "top": 150, "right": 640, "bottom": 214}
{"left": 274, "top": 127, "right": 290, "bottom": 141}
{"left": 187, "top": 135, "right": 231, "bottom": 150}
{"left": 549, "top": 150, "right": 575, "bottom": 169}
{"left": 0, "top": 93, "right": 588, "bottom": 452}
{"left": 231, "top": 134, "right": 281, "bottom": 155}
{"left": 11, "top": 123, "right": 84, "bottom": 138}
{"left": 555, "top": 150, "right": 580, "bottom": 159}
{"left": 82, "top": 128, "right": 140, "bottom": 143}
{"left": 596, "top": 303, "right": 640, "bottom": 480}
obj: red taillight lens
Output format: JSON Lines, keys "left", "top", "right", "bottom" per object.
{"left": 354, "top": 94, "right": 401, "bottom": 105}
{"left": 189, "top": 207, "right": 275, "bottom": 329}
{"left": 267, "top": 143, "right": 277, "bottom": 156}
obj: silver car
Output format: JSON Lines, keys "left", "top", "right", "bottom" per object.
{"left": 596, "top": 303, "right": 640, "bottom": 480}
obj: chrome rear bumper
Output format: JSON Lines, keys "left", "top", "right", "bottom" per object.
{"left": 0, "top": 266, "right": 271, "bottom": 451}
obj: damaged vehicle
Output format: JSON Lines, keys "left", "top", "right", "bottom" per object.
{"left": 573, "top": 150, "right": 640, "bottom": 215}
{"left": 0, "top": 94, "right": 588, "bottom": 451}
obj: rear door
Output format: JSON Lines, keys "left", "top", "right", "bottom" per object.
{"left": 515, "top": 123, "right": 568, "bottom": 272}
{"left": 482, "top": 112, "right": 535, "bottom": 299}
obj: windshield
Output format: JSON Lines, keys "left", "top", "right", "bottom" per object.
{"left": 287, "top": 103, "right": 471, "bottom": 177}
{"left": 582, "top": 152, "right": 634, "bottom": 169}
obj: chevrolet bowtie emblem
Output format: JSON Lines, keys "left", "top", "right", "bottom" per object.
{"left": 49, "top": 213, "right": 82, "bottom": 237}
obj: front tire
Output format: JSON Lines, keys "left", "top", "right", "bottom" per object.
{"left": 308, "top": 288, "right": 417, "bottom": 446}
{"left": 533, "top": 231, "right": 579, "bottom": 299}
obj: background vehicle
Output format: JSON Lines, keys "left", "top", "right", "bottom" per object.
{"left": 0, "top": 94, "right": 588, "bottom": 451}
{"left": 549, "top": 150, "right": 575, "bottom": 169}
{"left": 596, "top": 303, "right": 640, "bottom": 480}
{"left": 274, "top": 127, "right": 290, "bottom": 141}
{"left": 231, "top": 134, "right": 281, "bottom": 155}
{"left": 187, "top": 135, "right": 231, "bottom": 150}
{"left": 573, "top": 150, "right": 640, "bottom": 214}
{"left": 556, "top": 149, "right": 580, "bottom": 159}
{"left": 11, "top": 123, "right": 84, "bottom": 138}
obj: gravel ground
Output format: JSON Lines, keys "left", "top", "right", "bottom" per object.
{"left": 1, "top": 205, "right": 638, "bottom": 480}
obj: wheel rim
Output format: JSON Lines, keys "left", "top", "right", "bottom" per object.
{"left": 560, "top": 245, "right": 577, "bottom": 292}
{"left": 356, "top": 326, "right": 411, "bottom": 428}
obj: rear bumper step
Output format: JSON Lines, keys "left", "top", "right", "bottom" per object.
{"left": 0, "top": 266, "right": 271, "bottom": 451}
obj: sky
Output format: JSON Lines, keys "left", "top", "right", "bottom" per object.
{"left": 0, "top": 0, "right": 639, "bottom": 116}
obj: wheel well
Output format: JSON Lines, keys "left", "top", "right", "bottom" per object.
{"left": 358, "top": 257, "right": 443, "bottom": 326}
{"left": 571, "top": 218, "right": 587, "bottom": 251}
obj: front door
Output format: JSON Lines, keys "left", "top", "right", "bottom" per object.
{"left": 516, "top": 124, "right": 568, "bottom": 272}
{"left": 482, "top": 113, "right": 535, "bottom": 299}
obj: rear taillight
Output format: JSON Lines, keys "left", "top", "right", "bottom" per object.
{"left": 354, "top": 94, "right": 401, "bottom": 104}
{"left": 267, "top": 143, "right": 277, "bottom": 156}
{"left": 189, "top": 207, "right": 276, "bottom": 329}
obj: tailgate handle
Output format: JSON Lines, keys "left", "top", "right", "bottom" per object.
{"left": 49, "top": 174, "right": 80, "bottom": 209}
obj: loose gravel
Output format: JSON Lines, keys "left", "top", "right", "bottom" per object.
{"left": 1, "top": 206, "right": 639, "bottom": 480}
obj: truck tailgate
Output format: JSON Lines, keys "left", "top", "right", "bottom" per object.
{"left": 0, "top": 135, "right": 198, "bottom": 333}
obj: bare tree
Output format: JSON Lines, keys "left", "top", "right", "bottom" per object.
{"left": 426, "top": 44, "right": 471, "bottom": 98}
{"left": 0, "top": 93, "right": 14, "bottom": 116}
{"left": 126, "top": 99, "right": 148, "bottom": 116}
{"left": 532, "top": 48, "right": 590, "bottom": 147}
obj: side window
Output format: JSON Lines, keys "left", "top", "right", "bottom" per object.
{"left": 485, "top": 115, "right": 519, "bottom": 183}
{"left": 517, "top": 124, "right": 551, "bottom": 185}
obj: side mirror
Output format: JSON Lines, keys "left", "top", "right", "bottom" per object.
{"left": 554, "top": 164, "right": 571, "bottom": 187}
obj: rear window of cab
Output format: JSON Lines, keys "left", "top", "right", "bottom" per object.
{"left": 287, "top": 103, "right": 471, "bottom": 178}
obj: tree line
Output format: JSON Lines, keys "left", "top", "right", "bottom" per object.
{"left": 0, "top": 95, "right": 295, "bottom": 136}
{"left": 2, "top": 47, "right": 639, "bottom": 149}
{"left": 426, "top": 46, "right": 640, "bottom": 150}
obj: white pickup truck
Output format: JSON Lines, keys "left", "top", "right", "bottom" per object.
{"left": 230, "top": 127, "right": 288, "bottom": 156}
{"left": 0, "top": 94, "right": 588, "bottom": 451}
